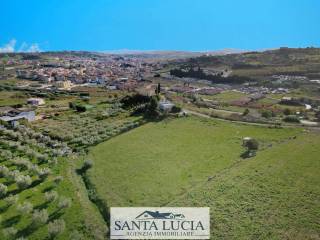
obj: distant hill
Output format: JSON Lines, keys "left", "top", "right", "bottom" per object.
{"left": 169, "top": 47, "right": 320, "bottom": 79}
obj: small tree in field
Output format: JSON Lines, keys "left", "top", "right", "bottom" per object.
{"left": 53, "top": 176, "right": 63, "bottom": 185}
{"left": 38, "top": 168, "right": 51, "bottom": 181}
{"left": 32, "top": 209, "right": 48, "bottom": 227}
{"left": 4, "top": 194, "right": 19, "bottom": 206}
{"left": 283, "top": 108, "right": 291, "bottom": 116}
{"left": 0, "top": 166, "right": 9, "bottom": 177}
{"left": 45, "top": 190, "right": 58, "bottom": 203}
{"left": 3, "top": 227, "right": 17, "bottom": 239}
{"left": 241, "top": 138, "right": 259, "bottom": 159}
{"left": 0, "top": 183, "right": 8, "bottom": 197}
{"left": 242, "top": 108, "right": 250, "bottom": 116}
{"left": 82, "top": 159, "right": 93, "bottom": 172}
{"left": 48, "top": 219, "right": 66, "bottom": 239}
{"left": 58, "top": 197, "right": 72, "bottom": 210}
{"left": 17, "top": 201, "right": 33, "bottom": 214}
{"left": 15, "top": 175, "right": 32, "bottom": 190}
{"left": 244, "top": 138, "right": 259, "bottom": 151}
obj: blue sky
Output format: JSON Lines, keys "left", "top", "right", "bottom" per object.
{"left": 1, "top": 0, "right": 320, "bottom": 52}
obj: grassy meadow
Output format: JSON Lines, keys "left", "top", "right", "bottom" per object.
{"left": 173, "top": 132, "right": 320, "bottom": 239}
{"left": 86, "top": 116, "right": 301, "bottom": 207}
{"left": 85, "top": 116, "right": 320, "bottom": 239}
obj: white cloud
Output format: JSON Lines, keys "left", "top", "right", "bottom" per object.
{"left": 0, "top": 39, "right": 42, "bottom": 53}
{"left": 0, "top": 39, "right": 17, "bottom": 53}
{"left": 27, "top": 43, "right": 41, "bottom": 52}
{"left": 18, "top": 42, "right": 28, "bottom": 52}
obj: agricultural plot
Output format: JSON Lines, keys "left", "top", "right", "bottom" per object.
{"left": 200, "top": 91, "right": 248, "bottom": 103}
{"left": 0, "top": 91, "right": 27, "bottom": 107}
{"left": 173, "top": 132, "right": 320, "bottom": 239}
{"left": 86, "top": 116, "right": 301, "bottom": 207}
{"left": 0, "top": 125, "right": 92, "bottom": 239}
{"left": 34, "top": 106, "right": 143, "bottom": 150}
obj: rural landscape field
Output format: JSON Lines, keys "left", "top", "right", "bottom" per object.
{"left": 1, "top": 1, "right": 320, "bottom": 239}
{"left": 0, "top": 47, "right": 319, "bottom": 239}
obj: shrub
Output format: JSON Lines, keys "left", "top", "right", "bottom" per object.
{"left": 28, "top": 165, "right": 40, "bottom": 176}
{"left": 283, "top": 115, "right": 300, "bottom": 123}
{"left": 83, "top": 159, "right": 93, "bottom": 171}
{"left": 15, "top": 175, "right": 32, "bottom": 189}
{"left": 37, "top": 154, "right": 49, "bottom": 164}
{"left": 32, "top": 209, "right": 48, "bottom": 227}
{"left": 244, "top": 138, "right": 259, "bottom": 151}
{"left": 69, "top": 102, "right": 76, "bottom": 109}
{"left": 261, "top": 110, "right": 273, "bottom": 119}
{"left": 242, "top": 108, "right": 250, "bottom": 116}
{"left": 17, "top": 201, "right": 33, "bottom": 214}
{"left": 53, "top": 176, "right": 63, "bottom": 185}
{"left": 45, "top": 190, "right": 58, "bottom": 203}
{"left": 48, "top": 219, "right": 66, "bottom": 238}
{"left": 0, "top": 166, "right": 9, "bottom": 178}
{"left": 58, "top": 197, "right": 72, "bottom": 210}
{"left": 11, "top": 158, "right": 32, "bottom": 171}
{"left": 4, "top": 194, "right": 19, "bottom": 206}
{"left": 69, "top": 230, "right": 84, "bottom": 240}
{"left": 75, "top": 104, "right": 86, "bottom": 112}
{"left": 0, "top": 183, "right": 8, "bottom": 197}
{"left": 38, "top": 168, "right": 51, "bottom": 180}
{"left": 170, "top": 105, "right": 182, "bottom": 113}
{"left": 7, "top": 170, "right": 21, "bottom": 182}
{"left": 2, "top": 227, "right": 17, "bottom": 239}
{"left": 283, "top": 108, "right": 292, "bottom": 115}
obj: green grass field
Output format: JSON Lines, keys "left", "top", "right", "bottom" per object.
{"left": 200, "top": 91, "right": 248, "bottom": 102}
{"left": 86, "top": 116, "right": 320, "bottom": 239}
{"left": 173, "top": 132, "right": 320, "bottom": 239}
{"left": 87, "top": 117, "right": 300, "bottom": 207}
{"left": 0, "top": 91, "right": 27, "bottom": 107}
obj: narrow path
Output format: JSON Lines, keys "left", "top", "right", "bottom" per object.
{"left": 67, "top": 156, "right": 107, "bottom": 240}
{"left": 184, "top": 108, "right": 320, "bottom": 130}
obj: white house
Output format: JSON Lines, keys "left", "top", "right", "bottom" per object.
{"left": 159, "top": 100, "right": 174, "bottom": 111}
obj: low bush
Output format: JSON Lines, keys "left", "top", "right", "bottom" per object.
{"left": 283, "top": 115, "right": 300, "bottom": 123}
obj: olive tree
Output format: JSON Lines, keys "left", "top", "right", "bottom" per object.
{"left": 0, "top": 166, "right": 9, "bottom": 178}
{"left": 38, "top": 168, "right": 51, "bottom": 181}
{"left": 0, "top": 183, "right": 8, "bottom": 197}
{"left": 4, "top": 194, "right": 19, "bottom": 206}
{"left": 17, "top": 201, "right": 33, "bottom": 214}
{"left": 15, "top": 175, "right": 32, "bottom": 190}
{"left": 48, "top": 219, "right": 66, "bottom": 239}
{"left": 2, "top": 227, "right": 17, "bottom": 239}
{"left": 58, "top": 197, "right": 72, "bottom": 210}
{"left": 53, "top": 176, "right": 63, "bottom": 185}
{"left": 45, "top": 190, "right": 58, "bottom": 203}
{"left": 32, "top": 209, "right": 48, "bottom": 227}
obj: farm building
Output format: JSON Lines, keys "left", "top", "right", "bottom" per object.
{"left": 159, "top": 100, "right": 174, "bottom": 111}
{"left": 0, "top": 111, "right": 36, "bottom": 127}
{"left": 27, "top": 98, "right": 45, "bottom": 106}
